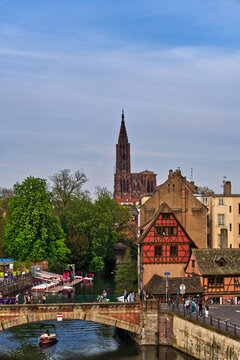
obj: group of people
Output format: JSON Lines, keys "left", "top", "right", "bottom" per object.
{"left": 123, "top": 290, "right": 135, "bottom": 302}
{"left": 97, "top": 290, "right": 108, "bottom": 302}
{"left": 0, "top": 292, "right": 20, "bottom": 305}
{"left": 184, "top": 298, "right": 209, "bottom": 318}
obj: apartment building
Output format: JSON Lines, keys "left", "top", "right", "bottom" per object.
{"left": 196, "top": 181, "right": 240, "bottom": 249}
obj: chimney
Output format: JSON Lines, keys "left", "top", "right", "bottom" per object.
{"left": 224, "top": 181, "right": 231, "bottom": 195}
{"left": 168, "top": 169, "right": 173, "bottom": 178}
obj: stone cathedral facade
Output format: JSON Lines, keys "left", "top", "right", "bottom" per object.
{"left": 114, "top": 111, "right": 157, "bottom": 204}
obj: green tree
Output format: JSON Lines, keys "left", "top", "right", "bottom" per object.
{"left": 0, "top": 188, "right": 13, "bottom": 257}
{"left": 58, "top": 195, "right": 93, "bottom": 270}
{"left": 89, "top": 188, "right": 130, "bottom": 272}
{"left": 115, "top": 249, "right": 138, "bottom": 295}
{"left": 3, "top": 176, "right": 70, "bottom": 262}
{"left": 51, "top": 169, "right": 88, "bottom": 209}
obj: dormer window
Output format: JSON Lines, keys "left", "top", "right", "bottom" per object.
{"left": 214, "top": 255, "right": 226, "bottom": 267}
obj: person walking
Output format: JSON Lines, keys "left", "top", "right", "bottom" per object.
{"left": 123, "top": 290, "right": 128, "bottom": 302}
{"left": 42, "top": 294, "right": 46, "bottom": 304}
{"left": 205, "top": 303, "right": 209, "bottom": 318}
{"left": 129, "top": 291, "right": 134, "bottom": 302}
{"left": 198, "top": 301, "right": 203, "bottom": 317}
{"left": 15, "top": 293, "right": 20, "bottom": 304}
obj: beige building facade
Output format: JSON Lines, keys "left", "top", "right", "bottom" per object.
{"left": 196, "top": 182, "right": 240, "bottom": 249}
{"left": 139, "top": 169, "right": 208, "bottom": 249}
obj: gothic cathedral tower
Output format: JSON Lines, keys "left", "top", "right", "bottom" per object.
{"left": 114, "top": 111, "right": 157, "bottom": 203}
{"left": 114, "top": 110, "right": 132, "bottom": 199}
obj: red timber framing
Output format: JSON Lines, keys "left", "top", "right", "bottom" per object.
{"left": 185, "top": 249, "right": 240, "bottom": 303}
{"left": 202, "top": 276, "right": 240, "bottom": 294}
{"left": 138, "top": 203, "right": 197, "bottom": 266}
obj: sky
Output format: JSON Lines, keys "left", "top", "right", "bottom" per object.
{"left": 1, "top": 0, "right": 240, "bottom": 196}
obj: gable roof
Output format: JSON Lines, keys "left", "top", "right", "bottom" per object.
{"left": 137, "top": 202, "right": 196, "bottom": 246}
{"left": 144, "top": 274, "right": 203, "bottom": 295}
{"left": 192, "top": 249, "right": 240, "bottom": 276}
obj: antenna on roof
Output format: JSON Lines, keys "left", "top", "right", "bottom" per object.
{"left": 190, "top": 168, "right": 193, "bottom": 182}
{"left": 220, "top": 176, "right": 227, "bottom": 189}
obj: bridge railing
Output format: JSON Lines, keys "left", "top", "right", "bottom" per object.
{"left": 20, "top": 294, "right": 119, "bottom": 304}
{"left": 0, "top": 273, "right": 31, "bottom": 288}
{"left": 166, "top": 303, "right": 240, "bottom": 338}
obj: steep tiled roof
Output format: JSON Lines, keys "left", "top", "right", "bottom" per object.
{"left": 137, "top": 203, "right": 195, "bottom": 246}
{"left": 192, "top": 249, "right": 240, "bottom": 276}
{"left": 144, "top": 274, "right": 203, "bottom": 295}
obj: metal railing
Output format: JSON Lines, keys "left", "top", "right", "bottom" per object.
{"left": 32, "top": 294, "right": 118, "bottom": 304}
{"left": 0, "top": 273, "right": 31, "bottom": 288}
{"left": 167, "top": 303, "right": 240, "bottom": 338}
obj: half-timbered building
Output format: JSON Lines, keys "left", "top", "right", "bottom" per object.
{"left": 144, "top": 274, "right": 203, "bottom": 303}
{"left": 185, "top": 249, "right": 240, "bottom": 304}
{"left": 138, "top": 203, "right": 197, "bottom": 289}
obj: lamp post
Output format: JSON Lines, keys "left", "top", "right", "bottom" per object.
{"left": 140, "top": 266, "right": 144, "bottom": 292}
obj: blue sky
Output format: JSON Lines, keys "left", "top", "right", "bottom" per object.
{"left": 1, "top": 0, "right": 240, "bottom": 195}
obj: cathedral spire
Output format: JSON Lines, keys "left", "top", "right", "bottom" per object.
{"left": 118, "top": 109, "right": 128, "bottom": 142}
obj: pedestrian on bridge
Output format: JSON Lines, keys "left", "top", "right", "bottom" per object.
{"left": 124, "top": 290, "right": 128, "bottom": 302}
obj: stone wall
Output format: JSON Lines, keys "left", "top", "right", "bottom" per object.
{"left": 171, "top": 314, "right": 240, "bottom": 360}
{"left": 0, "top": 275, "right": 33, "bottom": 296}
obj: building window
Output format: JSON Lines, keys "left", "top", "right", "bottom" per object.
{"left": 218, "top": 214, "right": 225, "bottom": 226}
{"left": 170, "top": 245, "right": 178, "bottom": 256}
{"left": 230, "top": 244, "right": 232, "bottom": 248}
{"left": 216, "top": 277, "right": 224, "bottom": 286}
{"left": 218, "top": 198, "right": 224, "bottom": 206}
{"left": 154, "top": 245, "right": 162, "bottom": 257}
{"left": 192, "top": 260, "right": 195, "bottom": 268}
{"left": 229, "top": 223, "right": 232, "bottom": 231}
{"left": 208, "top": 277, "right": 215, "bottom": 287}
{"left": 202, "top": 197, "right": 208, "bottom": 205}
{"left": 239, "top": 203, "right": 240, "bottom": 215}
{"left": 229, "top": 206, "right": 232, "bottom": 213}
{"left": 239, "top": 224, "right": 240, "bottom": 236}
{"left": 170, "top": 227, "right": 177, "bottom": 236}
{"left": 162, "top": 214, "right": 170, "bottom": 219}
{"left": 207, "top": 234, "right": 211, "bottom": 248}
{"left": 172, "top": 184, "right": 175, "bottom": 192}
{"left": 155, "top": 226, "right": 177, "bottom": 236}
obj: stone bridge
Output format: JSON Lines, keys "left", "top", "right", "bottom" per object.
{"left": 1, "top": 301, "right": 240, "bottom": 359}
{"left": 0, "top": 301, "right": 158, "bottom": 345}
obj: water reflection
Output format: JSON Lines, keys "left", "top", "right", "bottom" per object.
{"left": 0, "top": 274, "right": 193, "bottom": 359}
{"left": 0, "top": 319, "right": 193, "bottom": 360}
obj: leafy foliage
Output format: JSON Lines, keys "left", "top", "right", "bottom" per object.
{"left": 51, "top": 169, "right": 88, "bottom": 209}
{"left": 3, "top": 177, "right": 70, "bottom": 262}
{"left": 115, "top": 249, "right": 138, "bottom": 295}
{"left": 57, "top": 187, "right": 130, "bottom": 272}
{"left": 0, "top": 188, "right": 13, "bottom": 257}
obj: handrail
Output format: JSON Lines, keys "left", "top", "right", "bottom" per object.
{"left": 167, "top": 303, "right": 240, "bottom": 338}
{"left": 0, "top": 273, "right": 32, "bottom": 288}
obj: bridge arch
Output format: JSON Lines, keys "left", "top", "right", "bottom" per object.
{"left": 0, "top": 303, "right": 142, "bottom": 336}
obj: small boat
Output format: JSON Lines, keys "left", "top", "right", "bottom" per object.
{"left": 58, "top": 285, "right": 73, "bottom": 294}
{"left": 83, "top": 273, "right": 94, "bottom": 281}
{"left": 32, "top": 282, "right": 56, "bottom": 292}
{"left": 39, "top": 324, "right": 58, "bottom": 346}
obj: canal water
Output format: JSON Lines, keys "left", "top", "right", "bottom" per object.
{"left": 0, "top": 273, "right": 194, "bottom": 359}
